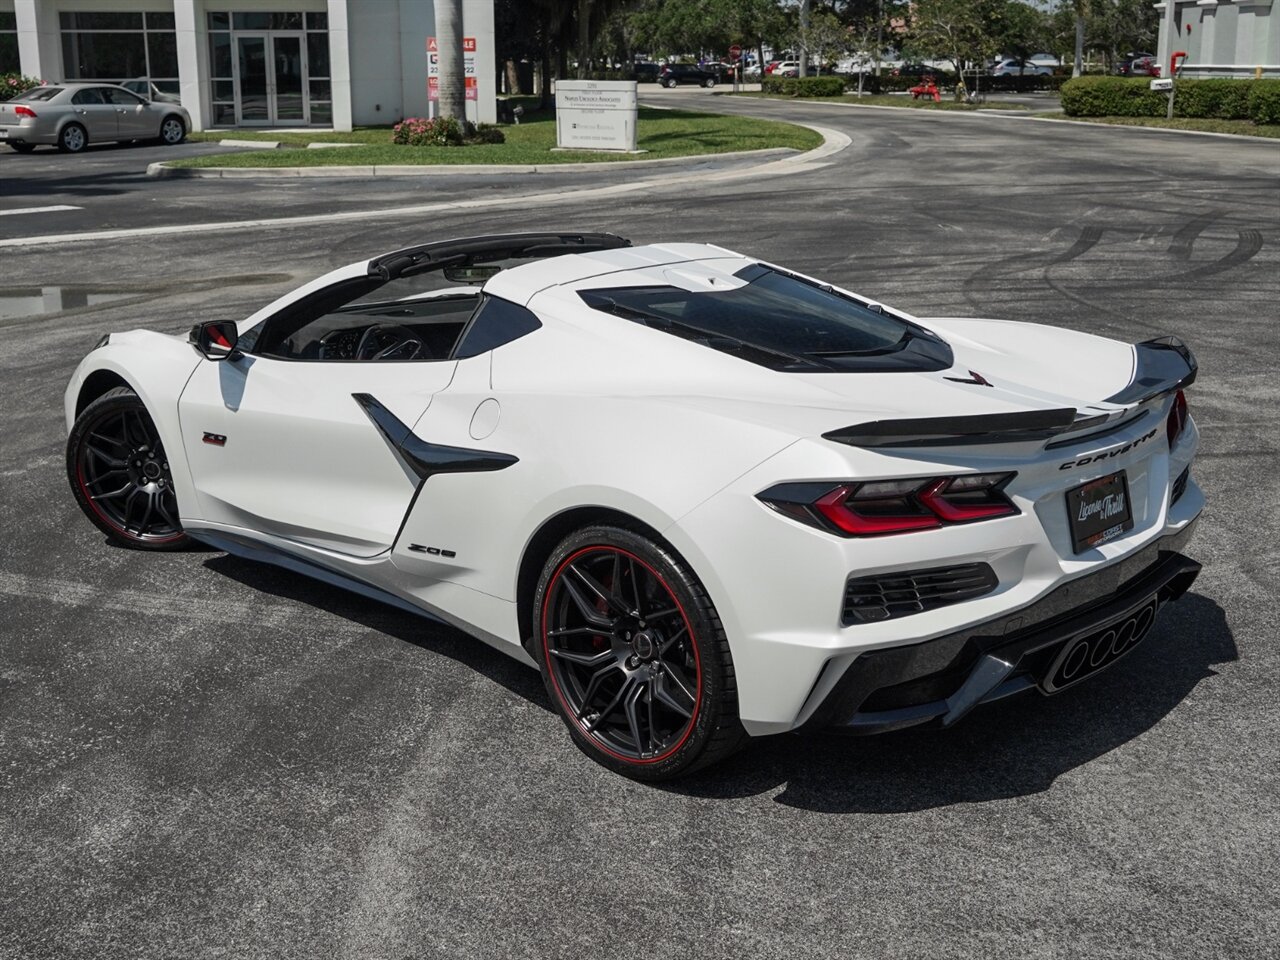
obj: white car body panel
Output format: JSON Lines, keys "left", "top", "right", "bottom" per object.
{"left": 64, "top": 236, "right": 1204, "bottom": 738}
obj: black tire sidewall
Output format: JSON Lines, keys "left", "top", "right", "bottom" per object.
{"left": 532, "top": 524, "right": 736, "bottom": 780}
{"left": 66, "top": 387, "right": 191, "bottom": 551}
{"left": 161, "top": 116, "right": 186, "bottom": 144}
{"left": 59, "top": 123, "right": 87, "bottom": 153}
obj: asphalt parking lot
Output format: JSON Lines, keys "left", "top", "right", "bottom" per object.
{"left": 2, "top": 98, "right": 1278, "bottom": 960}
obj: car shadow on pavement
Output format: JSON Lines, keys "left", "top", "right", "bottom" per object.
{"left": 671, "top": 592, "right": 1236, "bottom": 813}
{"left": 201, "top": 553, "right": 551, "bottom": 710}
{"left": 0, "top": 168, "right": 141, "bottom": 199}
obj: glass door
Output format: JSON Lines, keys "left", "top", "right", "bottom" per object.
{"left": 235, "top": 35, "right": 269, "bottom": 125}
{"left": 234, "top": 33, "right": 308, "bottom": 125}
{"left": 271, "top": 32, "right": 307, "bottom": 123}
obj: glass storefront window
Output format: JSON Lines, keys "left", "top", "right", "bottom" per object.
{"left": 0, "top": 12, "right": 17, "bottom": 75}
{"left": 205, "top": 12, "right": 333, "bottom": 127}
{"left": 232, "top": 13, "right": 304, "bottom": 31}
{"left": 306, "top": 34, "right": 329, "bottom": 79}
{"left": 59, "top": 12, "right": 144, "bottom": 31}
{"left": 207, "top": 12, "right": 230, "bottom": 30}
{"left": 147, "top": 32, "right": 179, "bottom": 78}
{"left": 62, "top": 32, "right": 148, "bottom": 80}
{"left": 306, "top": 13, "right": 328, "bottom": 31}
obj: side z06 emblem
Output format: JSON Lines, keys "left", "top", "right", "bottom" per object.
{"left": 202, "top": 432, "right": 227, "bottom": 446}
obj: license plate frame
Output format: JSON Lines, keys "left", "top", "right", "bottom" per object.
{"left": 1066, "top": 470, "right": 1133, "bottom": 553}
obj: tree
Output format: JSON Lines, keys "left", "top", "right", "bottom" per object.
{"left": 435, "top": 0, "right": 466, "bottom": 120}
{"left": 790, "top": 8, "right": 849, "bottom": 74}
{"left": 904, "top": 0, "right": 1003, "bottom": 96}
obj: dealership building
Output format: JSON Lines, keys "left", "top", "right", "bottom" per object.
{"left": 1155, "top": 0, "right": 1280, "bottom": 76}
{"left": 0, "top": 0, "right": 496, "bottom": 130}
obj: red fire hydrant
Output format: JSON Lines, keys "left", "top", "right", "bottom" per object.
{"left": 909, "top": 75, "right": 941, "bottom": 103}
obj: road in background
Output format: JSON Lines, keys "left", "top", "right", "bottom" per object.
{"left": 1, "top": 97, "right": 1277, "bottom": 960}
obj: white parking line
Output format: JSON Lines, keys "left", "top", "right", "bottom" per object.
{"left": 0, "top": 204, "right": 83, "bottom": 217}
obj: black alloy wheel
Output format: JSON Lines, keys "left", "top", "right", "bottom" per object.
{"left": 67, "top": 387, "right": 190, "bottom": 550}
{"left": 534, "top": 525, "right": 744, "bottom": 779}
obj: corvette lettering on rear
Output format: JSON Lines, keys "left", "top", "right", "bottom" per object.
{"left": 1059, "top": 427, "right": 1158, "bottom": 470}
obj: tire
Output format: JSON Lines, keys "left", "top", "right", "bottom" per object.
{"left": 58, "top": 122, "right": 87, "bottom": 153}
{"left": 664, "top": 78, "right": 677, "bottom": 89}
{"left": 7, "top": 143, "right": 36, "bottom": 154}
{"left": 159, "top": 115, "right": 186, "bottom": 145}
{"left": 533, "top": 524, "right": 745, "bottom": 780}
{"left": 703, "top": 77, "right": 717, "bottom": 88}
{"left": 66, "top": 386, "right": 191, "bottom": 551}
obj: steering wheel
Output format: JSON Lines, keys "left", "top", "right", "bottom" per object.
{"left": 354, "top": 323, "right": 427, "bottom": 361}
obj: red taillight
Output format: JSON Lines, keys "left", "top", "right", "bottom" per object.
{"left": 764, "top": 473, "right": 1017, "bottom": 538}
{"left": 1166, "top": 389, "right": 1188, "bottom": 448}
{"left": 14, "top": 105, "right": 37, "bottom": 119}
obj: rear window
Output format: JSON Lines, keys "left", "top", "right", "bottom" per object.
{"left": 579, "top": 265, "right": 953, "bottom": 373}
{"left": 16, "top": 87, "right": 63, "bottom": 101}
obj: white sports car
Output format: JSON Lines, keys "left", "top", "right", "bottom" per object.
{"left": 64, "top": 233, "right": 1203, "bottom": 779}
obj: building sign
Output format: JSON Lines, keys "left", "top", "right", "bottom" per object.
{"left": 428, "top": 36, "right": 477, "bottom": 101}
{"left": 555, "top": 80, "right": 638, "bottom": 152}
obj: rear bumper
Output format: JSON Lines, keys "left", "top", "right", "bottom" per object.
{"left": 807, "top": 520, "right": 1200, "bottom": 734}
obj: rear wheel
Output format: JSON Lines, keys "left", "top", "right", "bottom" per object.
{"left": 8, "top": 143, "right": 36, "bottom": 154}
{"left": 533, "top": 525, "right": 745, "bottom": 780}
{"left": 58, "top": 123, "right": 87, "bottom": 153}
{"left": 66, "top": 386, "right": 190, "bottom": 550}
{"left": 703, "top": 77, "right": 717, "bottom": 88}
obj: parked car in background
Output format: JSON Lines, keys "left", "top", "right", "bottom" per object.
{"left": 120, "top": 79, "right": 183, "bottom": 104}
{"left": 633, "top": 62, "right": 660, "bottom": 83}
{"left": 1126, "top": 56, "right": 1161, "bottom": 77}
{"left": 991, "top": 58, "right": 1053, "bottom": 77}
{"left": 0, "top": 82, "right": 190, "bottom": 153}
{"left": 658, "top": 63, "right": 719, "bottom": 88}
{"left": 892, "top": 62, "right": 946, "bottom": 77}
{"left": 1115, "top": 52, "right": 1157, "bottom": 76}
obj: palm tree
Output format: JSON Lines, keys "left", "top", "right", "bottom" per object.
{"left": 436, "top": 0, "right": 466, "bottom": 120}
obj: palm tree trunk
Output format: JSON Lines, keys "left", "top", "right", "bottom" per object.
{"left": 577, "top": 0, "right": 591, "bottom": 78}
{"left": 1073, "top": 11, "right": 1085, "bottom": 78}
{"left": 436, "top": 0, "right": 466, "bottom": 120}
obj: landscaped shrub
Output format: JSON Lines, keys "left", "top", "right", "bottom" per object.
{"left": 1247, "top": 79, "right": 1280, "bottom": 124}
{"left": 763, "top": 75, "right": 846, "bottom": 97}
{"left": 1176, "top": 78, "right": 1251, "bottom": 119}
{"left": 466, "top": 122, "right": 506, "bottom": 144}
{"left": 1060, "top": 76, "right": 1166, "bottom": 117}
{"left": 1063, "top": 75, "right": 1280, "bottom": 123}
{"left": 1, "top": 74, "right": 48, "bottom": 101}
{"left": 393, "top": 116, "right": 463, "bottom": 146}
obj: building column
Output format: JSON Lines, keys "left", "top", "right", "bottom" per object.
{"left": 327, "top": 0, "right": 353, "bottom": 131}
{"left": 174, "top": 0, "right": 206, "bottom": 131}
{"left": 13, "top": 0, "right": 55, "bottom": 79}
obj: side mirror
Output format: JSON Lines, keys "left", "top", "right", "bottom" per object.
{"left": 190, "top": 320, "right": 241, "bottom": 360}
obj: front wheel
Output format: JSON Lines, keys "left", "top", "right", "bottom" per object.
{"left": 66, "top": 386, "right": 191, "bottom": 550}
{"left": 664, "top": 78, "right": 678, "bottom": 88}
{"left": 533, "top": 525, "right": 745, "bottom": 780}
{"left": 159, "top": 115, "right": 186, "bottom": 145}
{"left": 703, "top": 77, "right": 717, "bottom": 88}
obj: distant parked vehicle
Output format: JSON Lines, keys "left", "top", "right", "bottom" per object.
{"left": 658, "top": 63, "right": 719, "bottom": 88}
{"left": 1115, "top": 52, "right": 1157, "bottom": 76}
{"left": 991, "top": 59, "right": 1053, "bottom": 77}
{"left": 1127, "top": 56, "right": 1161, "bottom": 77}
{"left": 633, "top": 62, "right": 660, "bottom": 83}
{"left": 120, "top": 79, "right": 183, "bottom": 104}
{"left": 0, "top": 82, "right": 190, "bottom": 153}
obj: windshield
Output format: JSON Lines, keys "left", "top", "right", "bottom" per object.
{"left": 579, "top": 265, "right": 953, "bottom": 372}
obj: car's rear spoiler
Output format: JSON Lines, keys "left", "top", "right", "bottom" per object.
{"left": 367, "top": 232, "right": 632, "bottom": 281}
{"left": 824, "top": 337, "right": 1197, "bottom": 449}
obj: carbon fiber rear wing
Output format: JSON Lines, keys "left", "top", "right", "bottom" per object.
{"left": 824, "top": 336, "right": 1197, "bottom": 449}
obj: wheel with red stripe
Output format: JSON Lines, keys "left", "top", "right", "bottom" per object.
{"left": 533, "top": 525, "right": 745, "bottom": 779}
{"left": 66, "top": 386, "right": 191, "bottom": 551}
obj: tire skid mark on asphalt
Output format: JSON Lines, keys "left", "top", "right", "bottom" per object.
{"left": 0, "top": 568, "right": 369, "bottom": 636}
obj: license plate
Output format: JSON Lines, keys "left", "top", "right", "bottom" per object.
{"left": 0, "top": 130, "right": 7, "bottom": 139}
{"left": 1066, "top": 470, "right": 1133, "bottom": 553}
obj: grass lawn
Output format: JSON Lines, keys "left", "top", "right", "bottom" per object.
{"left": 1039, "top": 113, "right": 1280, "bottom": 139}
{"left": 735, "top": 92, "right": 1032, "bottom": 111}
{"left": 176, "top": 107, "right": 821, "bottom": 167}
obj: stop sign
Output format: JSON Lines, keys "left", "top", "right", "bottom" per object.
{"left": 729, "top": 44, "right": 742, "bottom": 60}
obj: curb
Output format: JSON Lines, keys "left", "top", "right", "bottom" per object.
{"left": 147, "top": 145, "right": 799, "bottom": 179}
{"left": 730, "top": 95, "right": 1280, "bottom": 142}
{"left": 13, "top": 124, "right": 848, "bottom": 248}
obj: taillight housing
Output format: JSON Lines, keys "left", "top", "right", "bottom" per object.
{"left": 759, "top": 473, "right": 1018, "bottom": 538}
{"left": 1166, "top": 389, "right": 1188, "bottom": 448}
{"left": 14, "top": 105, "right": 37, "bottom": 119}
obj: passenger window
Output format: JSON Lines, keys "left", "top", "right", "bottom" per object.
{"left": 103, "top": 88, "right": 145, "bottom": 106}
{"left": 72, "top": 89, "right": 106, "bottom": 105}
{"left": 452, "top": 296, "right": 542, "bottom": 359}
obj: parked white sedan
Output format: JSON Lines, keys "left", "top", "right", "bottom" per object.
{"left": 0, "top": 82, "right": 190, "bottom": 153}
